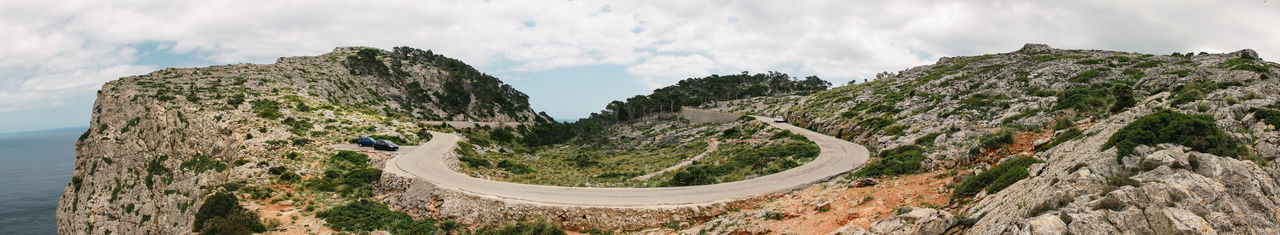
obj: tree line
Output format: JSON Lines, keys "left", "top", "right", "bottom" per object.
{"left": 521, "top": 71, "right": 831, "bottom": 147}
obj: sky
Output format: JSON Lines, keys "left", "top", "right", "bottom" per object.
{"left": 1, "top": 0, "right": 1278, "bottom": 133}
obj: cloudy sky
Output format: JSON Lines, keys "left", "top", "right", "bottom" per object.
{"left": 1, "top": 0, "right": 1277, "bottom": 133}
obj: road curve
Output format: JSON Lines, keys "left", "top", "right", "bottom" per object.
{"left": 378, "top": 116, "right": 869, "bottom": 207}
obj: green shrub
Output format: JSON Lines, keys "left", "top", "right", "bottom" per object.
{"left": 1052, "top": 117, "right": 1075, "bottom": 130}
{"left": 953, "top": 156, "right": 1043, "bottom": 198}
{"left": 914, "top": 133, "right": 941, "bottom": 146}
{"left": 1251, "top": 108, "right": 1280, "bottom": 127}
{"left": 475, "top": 220, "right": 566, "bottom": 235}
{"left": 1163, "top": 70, "right": 1192, "bottom": 77}
{"left": 1170, "top": 80, "right": 1230, "bottom": 106}
{"left": 1068, "top": 68, "right": 1109, "bottom": 83}
{"left": 977, "top": 129, "right": 1016, "bottom": 149}
{"left": 193, "top": 192, "right": 265, "bottom": 233}
{"left": 1103, "top": 109, "right": 1244, "bottom": 158}
{"left": 853, "top": 145, "right": 928, "bottom": 177}
{"left": 181, "top": 155, "right": 228, "bottom": 174}
{"left": 1035, "top": 127, "right": 1083, "bottom": 152}
{"left": 498, "top": 160, "right": 534, "bottom": 174}
{"left": 1054, "top": 85, "right": 1114, "bottom": 114}
{"left": 318, "top": 199, "right": 446, "bottom": 234}
{"left": 250, "top": 99, "right": 284, "bottom": 120}
{"left": 458, "top": 156, "right": 491, "bottom": 168}
{"left": 1132, "top": 60, "right": 1162, "bottom": 68}
{"left": 332, "top": 150, "right": 370, "bottom": 168}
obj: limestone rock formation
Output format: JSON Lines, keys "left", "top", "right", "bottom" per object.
{"left": 56, "top": 46, "right": 546, "bottom": 234}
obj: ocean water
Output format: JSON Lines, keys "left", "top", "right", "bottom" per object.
{"left": 0, "top": 127, "right": 82, "bottom": 235}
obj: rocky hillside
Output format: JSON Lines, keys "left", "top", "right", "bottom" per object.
{"left": 754, "top": 44, "right": 1280, "bottom": 233}
{"left": 56, "top": 46, "right": 547, "bottom": 234}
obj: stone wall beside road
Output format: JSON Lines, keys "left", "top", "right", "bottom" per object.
{"left": 679, "top": 107, "right": 743, "bottom": 123}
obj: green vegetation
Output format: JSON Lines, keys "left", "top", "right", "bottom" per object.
{"left": 953, "top": 156, "right": 1044, "bottom": 198}
{"left": 308, "top": 151, "right": 382, "bottom": 196}
{"left": 1035, "top": 127, "right": 1083, "bottom": 152}
{"left": 250, "top": 99, "right": 284, "bottom": 120}
{"left": 193, "top": 192, "right": 265, "bottom": 234}
{"left": 977, "top": 129, "right": 1015, "bottom": 150}
{"left": 914, "top": 133, "right": 941, "bottom": 147}
{"left": 1067, "top": 68, "right": 1109, "bottom": 83}
{"left": 318, "top": 199, "right": 452, "bottom": 234}
{"left": 664, "top": 141, "right": 820, "bottom": 186}
{"left": 1053, "top": 85, "right": 1113, "bottom": 114}
{"left": 181, "top": 155, "right": 228, "bottom": 174}
{"left": 1132, "top": 60, "right": 1162, "bottom": 68}
{"left": 1169, "top": 80, "right": 1241, "bottom": 106}
{"left": 474, "top": 220, "right": 566, "bottom": 235}
{"left": 390, "top": 47, "right": 536, "bottom": 120}
{"left": 853, "top": 145, "right": 928, "bottom": 177}
{"left": 520, "top": 72, "right": 830, "bottom": 147}
{"left": 345, "top": 49, "right": 391, "bottom": 77}
{"left": 1251, "top": 108, "right": 1280, "bottom": 127}
{"left": 1103, "top": 109, "right": 1245, "bottom": 159}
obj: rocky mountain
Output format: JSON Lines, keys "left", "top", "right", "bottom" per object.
{"left": 55, "top": 46, "right": 547, "bottom": 234}
{"left": 743, "top": 44, "right": 1280, "bottom": 234}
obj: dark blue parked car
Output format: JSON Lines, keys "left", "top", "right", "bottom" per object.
{"left": 373, "top": 140, "right": 399, "bottom": 151}
{"left": 357, "top": 137, "right": 376, "bottom": 147}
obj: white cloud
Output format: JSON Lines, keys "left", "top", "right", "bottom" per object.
{"left": 626, "top": 54, "right": 719, "bottom": 88}
{"left": 2, "top": 0, "right": 1280, "bottom": 119}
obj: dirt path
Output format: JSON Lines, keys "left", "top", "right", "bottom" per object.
{"left": 631, "top": 139, "right": 720, "bottom": 181}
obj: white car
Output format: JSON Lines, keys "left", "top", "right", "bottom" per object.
{"left": 773, "top": 116, "right": 785, "bottom": 123}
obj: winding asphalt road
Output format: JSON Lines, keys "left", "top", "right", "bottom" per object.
{"left": 367, "top": 116, "right": 868, "bottom": 207}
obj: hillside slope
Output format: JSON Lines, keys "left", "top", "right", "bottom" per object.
{"left": 55, "top": 46, "right": 546, "bottom": 234}
{"left": 766, "top": 44, "right": 1280, "bottom": 233}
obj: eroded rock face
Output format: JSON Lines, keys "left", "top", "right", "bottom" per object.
{"left": 965, "top": 105, "right": 1280, "bottom": 234}
{"left": 56, "top": 46, "right": 547, "bottom": 234}
{"left": 868, "top": 207, "right": 955, "bottom": 235}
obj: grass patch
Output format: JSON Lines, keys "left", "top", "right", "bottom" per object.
{"left": 1250, "top": 108, "right": 1280, "bottom": 127}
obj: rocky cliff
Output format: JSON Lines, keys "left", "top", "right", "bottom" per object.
{"left": 56, "top": 46, "right": 547, "bottom": 234}
{"left": 694, "top": 44, "right": 1280, "bottom": 234}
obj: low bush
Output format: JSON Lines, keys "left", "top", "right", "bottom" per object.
{"left": 181, "top": 155, "right": 228, "bottom": 174}
{"left": 250, "top": 99, "right": 284, "bottom": 120}
{"left": 497, "top": 160, "right": 534, "bottom": 174}
{"left": 977, "top": 129, "right": 1016, "bottom": 150}
{"left": 1035, "top": 127, "right": 1083, "bottom": 152}
{"left": 193, "top": 192, "right": 265, "bottom": 234}
{"left": 474, "top": 220, "right": 566, "bottom": 235}
{"left": 458, "top": 156, "right": 491, "bottom": 168}
{"left": 914, "top": 133, "right": 941, "bottom": 146}
{"left": 331, "top": 151, "right": 370, "bottom": 168}
{"left": 318, "top": 199, "right": 448, "bottom": 234}
{"left": 953, "top": 156, "right": 1043, "bottom": 199}
{"left": 1103, "top": 109, "right": 1244, "bottom": 158}
{"left": 1054, "top": 85, "right": 1113, "bottom": 114}
{"left": 853, "top": 145, "right": 928, "bottom": 177}
{"left": 1068, "top": 68, "right": 1109, "bottom": 83}
{"left": 1251, "top": 108, "right": 1280, "bottom": 127}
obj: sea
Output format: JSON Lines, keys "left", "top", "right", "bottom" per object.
{"left": 0, "top": 127, "right": 83, "bottom": 235}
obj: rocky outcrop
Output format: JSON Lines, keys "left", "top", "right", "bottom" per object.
{"left": 739, "top": 44, "right": 1280, "bottom": 233}
{"left": 868, "top": 207, "right": 956, "bottom": 235}
{"left": 57, "top": 46, "right": 547, "bottom": 234}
